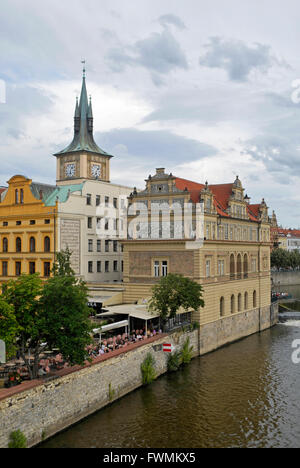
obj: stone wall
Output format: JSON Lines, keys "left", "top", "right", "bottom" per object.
{"left": 0, "top": 330, "right": 199, "bottom": 448}
{"left": 272, "top": 271, "right": 300, "bottom": 286}
{"left": 199, "top": 303, "right": 278, "bottom": 355}
{"left": 0, "top": 304, "right": 278, "bottom": 448}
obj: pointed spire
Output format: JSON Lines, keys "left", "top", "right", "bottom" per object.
{"left": 54, "top": 64, "right": 112, "bottom": 158}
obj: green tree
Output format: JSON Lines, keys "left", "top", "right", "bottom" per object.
{"left": 2, "top": 274, "right": 44, "bottom": 379}
{"left": 40, "top": 274, "right": 92, "bottom": 367}
{"left": 148, "top": 274, "right": 204, "bottom": 329}
{"left": 52, "top": 247, "right": 74, "bottom": 277}
{"left": 2, "top": 250, "right": 92, "bottom": 380}
{"left": 40, "top": 249, "right": 92, "bottom": 367}
{"left": 0, "top": 296, "right": 19, "bottom": 360}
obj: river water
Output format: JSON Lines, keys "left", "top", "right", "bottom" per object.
{"left": 40, "top": 320, "right": 300, "bottom": 449}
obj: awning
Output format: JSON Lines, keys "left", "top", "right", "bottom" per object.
{"left": 105, "top": 304, "right": 192, "bottom": 321}
{"left": 93, "top": 320, "right": 129, "bottom": 334}
{"left": 88, "top": 290, "right": 123, "bottom": 306}
{"left": 104, "top": 304, "right": 159, "bottom": 320}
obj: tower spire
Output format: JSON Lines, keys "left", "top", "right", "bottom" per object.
{"left": 54, "top": 64, "right": 112, "bottom": 157}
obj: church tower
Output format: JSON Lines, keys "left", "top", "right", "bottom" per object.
{"left": 54, "top": 65, "right": 113, "bottom": 185}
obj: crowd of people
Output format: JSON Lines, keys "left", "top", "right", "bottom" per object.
{"left": 1, "top": 328, "right": 163, "bottom": 388}
{"left": 88, "top": 329, "right": 162, "bottom": 358}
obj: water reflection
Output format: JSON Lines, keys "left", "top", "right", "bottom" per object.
{"left": 40, "top": 324, "right": 300, "bottom": 448}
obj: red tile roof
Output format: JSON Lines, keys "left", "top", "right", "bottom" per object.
{"left": 175, "top": 177, "right": 260, "bottom": 222}
{"left": 175, "top": 177, "right": 261, "bottom": 222}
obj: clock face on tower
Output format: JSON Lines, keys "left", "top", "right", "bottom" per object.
{"left": 65, "top": 163, "right": 76, "bottom": 178}
{"left": 91, "top": 164, "right": 101, "bottom": 179}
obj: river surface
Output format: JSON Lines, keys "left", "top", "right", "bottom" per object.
{"left": 40, "top": 321, "right": 300, "bottom": 449}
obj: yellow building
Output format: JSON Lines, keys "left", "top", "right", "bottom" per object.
{"left": 0, "top": 175, "right": 57, "bottom": 286}
{"left": 122, "top": 168, "right": 277, "bottom": 354}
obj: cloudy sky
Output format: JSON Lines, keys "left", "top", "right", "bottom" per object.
{"left": 1, "top": 0, "right": 300, "bottom": 226}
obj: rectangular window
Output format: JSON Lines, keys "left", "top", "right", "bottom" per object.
{"left": 162, "top": 261, "right": 168, "bottom": 277}
{"left": 44, "top": 219, "right": 50, "bottom": 225}
{"left": 105, "top": 196, "right": 109, "bottom": 207}
{"left": 3, "top": 222, "right": 8, "bottom": 227}
{"left": 206, "top": 260, "right": 211, "bottom": 278}
{"left": 96, "top": 195, "right": 101, "bottom": 206}
{"left": 88, "top": 239, "right": 93, "bottom": 252}
{"left": 105, "top": 261, "right": 109, "bottom": 273}
{"left": 88, "top": 261, "right": 93, "bottom": 273}
{"left": 206, "top": 224, "right": 210, "bottom": 240}
{"left": 105, "top": 240, "right": 110, "bottom": 252}
{"left": 105, "top": 219, "right": 109, "bottom": 230}
{"left": 113, "top": 198, "right": 118, "bottom": 209}
{"left": 16, "top": 262, "right": 21, "bottom": 276}
{"left": 16, "top": 221, "right": 21, "bottom": 226}
{"left": 2, "top": 261, "right": 8, "bottom": 277}
{"left": 218, "top": 260, "right": 225, "bottom": 276}
{"left": 154, "top": 261, "right": 160, "bottom": 277}
{"left": 252, "top": 258, "right": 257, "bottom": 272}
{"left": 113, "top": 260, "right": 118, "bottom": 272}
{"left": 97, "top": 261, "right": 101, "bottom": 273}
{"left": 224, "top": 224, "right": 229, "bottom": 240}
{"left": 44, "top": 262, "right": 50, "bottom": 277}
{"left": 86, "top": 194, "right": 92, "bottom": 205}
{"left": 29, "top": 262, "right": 36, "bottom": 275}
{"left": 121, "top": 261, "right": 124, "bottom": 273}
{"left": 30, "top": 220, "right": 36, "bottom": 225}
{"left": 97, "top": 240, "right": 101, "bottom": 252}
{"left": 87, "top": 217, "right": 92, "bottom": 229}
{"left": 113, "top": 240, "right": 118, "bottom": 252}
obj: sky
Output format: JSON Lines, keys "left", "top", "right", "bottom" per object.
{"left": 1, "top": 0, "right": 300, "bottom": 226}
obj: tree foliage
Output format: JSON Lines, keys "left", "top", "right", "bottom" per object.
{"left": 148, "top": 274, "right": 204, "bottom": 325}
{"left": 39, "top": 274, "right": 92, "bottom": 367}
{"left": 2, "top": 274, "right": 44, "bottom": 378}
{"left": 2, "top": 250, "right": 92, "bottom": 379}
{"left": 271, "top": 248, "right": 300, "bottom": 270}
{"left": 0, "top": 296, "right": 19, "bottom": 360}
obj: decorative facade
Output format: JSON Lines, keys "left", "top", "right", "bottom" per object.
{"left": 0, "top": 175, "right": 56, "bottom": 285}
{"left": 122, "top": 168, "right": 272, "bottom": 326}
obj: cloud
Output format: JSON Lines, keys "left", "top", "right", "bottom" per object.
{"left": 96, "top": 127, "right": 217, "bottom": 165}
{"left": 158, "top": 14, "right": 186, "bottom": 30}
{"left": 106, "top": 25, "right": 188, "bottom": 78}
{"left": 199, "top": 37, "right": 288, "bottom": 82}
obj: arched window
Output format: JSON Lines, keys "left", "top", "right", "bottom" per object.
{"left": 231, "top": 295, "right": 235, "bottom": 314}
{"left": 253, "top": 290, "right": 257, "bottom": 308}
{"left": 30, "top": 237, "right": 36, "bottom": 253}
{"left": 220, "top": 297, "right": 225, "bottom": 317}
{"left": 244, "top": 292, "right": 248, "bottom": 310}
{"left": 44, "top": 236, "right": 50, "bottom": 253}
{"left": 238, "top": 293, "right": 242, "bottom": 312}
{"left": 20, "top": 189, "right": 24, "bottom": 204}
{"left": 230, "top": 254, "right": 235, "bottom": 280}
{"left": 3, "top": 237, "right": 8, "bottom": 252}
{"left": 237, "top": 254, "right": 242, "bottom": 279}
{"left": 15, "top": 189, "right": 19, "bottom": 204}
{"left": 243, "top": 254, "right": 248, "bottom": 279}
{"left": 16, "top": 237, "right": 22, "bottom": 253}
